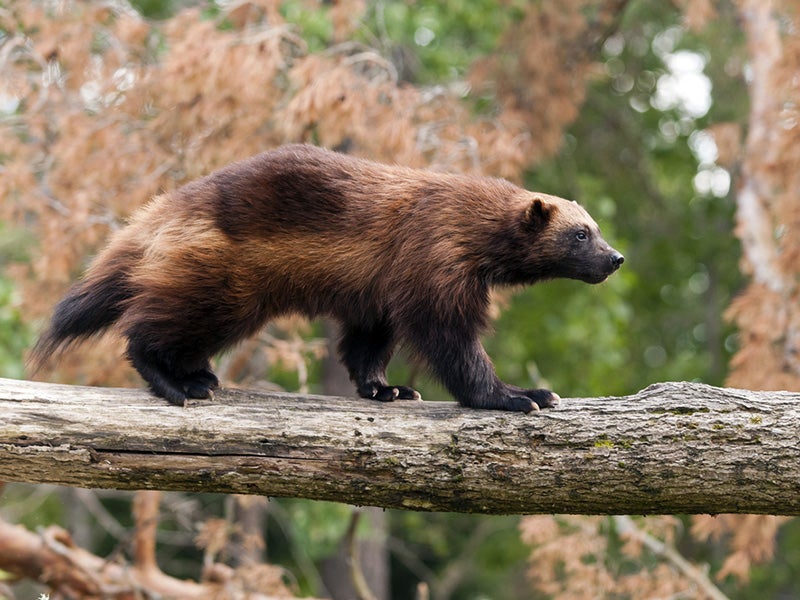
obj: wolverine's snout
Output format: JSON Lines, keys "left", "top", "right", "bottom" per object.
{"left": 610, "top": 251, "right": 624, "bottom": 271}
{"left": 581, "top": 247, "right": 624, "bottom": 284}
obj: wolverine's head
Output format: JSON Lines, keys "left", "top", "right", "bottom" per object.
{"left": 497, "top": 193, "right": 624, "bottom": 285}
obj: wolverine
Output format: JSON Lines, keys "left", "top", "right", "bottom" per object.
{"left": 31, "top": 144, "right": 623, "bottom": 413}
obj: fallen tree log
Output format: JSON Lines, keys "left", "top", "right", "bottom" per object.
{"left": 1, "top": 377, "right": 798, "bottom": 515}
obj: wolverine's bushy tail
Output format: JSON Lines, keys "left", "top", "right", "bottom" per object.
{"left": 29, "top": 267, "right": 133, "bottom": 374}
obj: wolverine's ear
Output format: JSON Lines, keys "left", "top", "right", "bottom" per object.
{"left": 524, "top": 197, "right": 553, "bottom": 229}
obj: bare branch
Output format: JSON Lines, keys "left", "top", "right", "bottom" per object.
{"left": 132, "top": 490, "right": 161, "bottom": 573}
{"left": 0, "top": 499, "right": 316, "bottom": 599}
{"left": 345, "top": 509, "right": 378, "bottom": 600}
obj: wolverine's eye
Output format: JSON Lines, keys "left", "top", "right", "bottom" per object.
{"left": 575, "top": 230, "right": 588, "bottom": 241}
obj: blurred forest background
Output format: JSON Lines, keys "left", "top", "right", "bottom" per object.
{"left": 1, "top": 0, "right": 800, "bottom": 598}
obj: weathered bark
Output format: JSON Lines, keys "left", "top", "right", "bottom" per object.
{"left": 1, "top": 377, "right": 799, "bottom": 515}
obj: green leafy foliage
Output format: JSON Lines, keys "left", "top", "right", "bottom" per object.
{"left": 0, "top": 223, "right": 32, "bottom": 378}
{"left": 389, "top": 512, "right": 529, "bottom": 600}
{"left": 282, "top": 0, "right": 523, "bottom": 82}
{"left": 360, "top": 0, "right": 523, "bottom": 82}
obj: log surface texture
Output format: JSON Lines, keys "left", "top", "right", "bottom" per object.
{"left": 1, "top": 377, "right": 798, "bottom": 515}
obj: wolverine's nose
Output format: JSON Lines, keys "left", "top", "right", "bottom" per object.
{"left": 610, "top": 251, "right": 624, "bottom": 270}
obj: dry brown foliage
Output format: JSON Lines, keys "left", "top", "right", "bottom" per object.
{"left": 520, "top": 516, "right": 711, "bottom": 600}
{"left": 470, "top": 0, "right": 629, "bottom": 165}
{"left": 0, "top": 1, "right": 501, "bottom": 388}
{"left": 681, "top": 0, "right": 718, "bottom": 32}
{"left": 692, "top": 514, "right": 791, "bottom": 582}
{"left": 0, "top": 490, "right": 300, "bottom": 599}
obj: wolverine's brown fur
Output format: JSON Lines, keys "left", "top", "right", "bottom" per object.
{"left": 32, "top": 144, "right": 623, "bottom": 412}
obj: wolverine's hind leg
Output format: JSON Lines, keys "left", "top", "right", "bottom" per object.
{"left": 127, "top": 341, "right": 186, "bottom": 405}
{"left": 127, "top": 340, "right": 217, "bottom": 406}
{"left": 338, "top": 320, "right": 421, "bottom": 402}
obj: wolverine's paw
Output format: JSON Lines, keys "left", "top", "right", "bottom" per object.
{"left": 391, "top": 385, "right": 423, "bottom": 401}
{"left": 181, "top": 369, "right": 219, "bottom": 400}
{"left": 523, "top": 388, "right": 560, "bottom": 409}
{"left": 500, "top": 389, "right": 560, "bottom": 413}
{"left": 505, "top": 396, "right": 539, "bottom": 413}
{"left": 358, "top": 383, "right": 422, "bottom": 402}
{"left": 161, "top": 388, "right": 188, "bottom": 407}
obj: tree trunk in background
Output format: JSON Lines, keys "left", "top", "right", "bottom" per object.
{"left": 230, "top": 495, "right": 267, "bottom": 567}
{"left": 322, "top": 321, "right": 354, "bottom": 400}
{"left": 698, "top": 0, "right": 800, "bottom": 581}
{"left": 727, "top": 0, "right": 800, "bottom": 390}
{"left": 321, "top": 321, "right": 390, "bottom": 600}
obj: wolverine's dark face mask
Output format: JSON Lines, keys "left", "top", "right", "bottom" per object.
{"left": 559, "top": 224, "right": 624, "bottom": 284}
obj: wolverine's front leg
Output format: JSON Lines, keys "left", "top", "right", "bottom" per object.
{"left": 405, "top": 314, "right": 558, "bottom": 413}
{"left": 338, "top": 320, "right": 421, "bottom": 402}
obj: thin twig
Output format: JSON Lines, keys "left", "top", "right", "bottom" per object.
{"left": 344, "top": 508, "right": 378, "bottom": 600}
{"left": 612, "top": 515, "right": 730, "bottom": 600}
{"left": 132, "top": 490, "right": 161, "bottom": 573}
{"left": 415, "top": 582, "right": 430, "bottom": 600}
{"left": 73, "top": 489, "right": 128, "bottom": 540}
{"left": 264, "top": 500, "right": 329, "bottom": 596}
